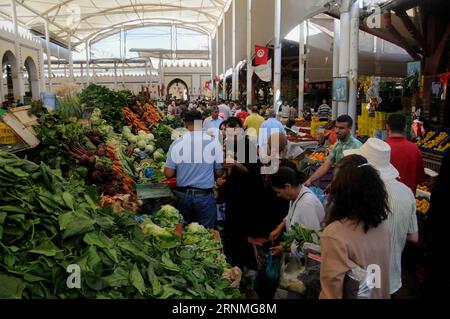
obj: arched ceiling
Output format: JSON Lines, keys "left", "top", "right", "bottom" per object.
{"left": 0, "top": 0, "right": 229, "bottom": 48}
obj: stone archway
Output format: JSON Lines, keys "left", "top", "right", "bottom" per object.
{"left": 24, "top": 56, "right": 40, "bottom": 100}
{"left": 1, "top": 50, "right": 18, "bottom": 102}
{"left": 167, "top": 78, "right": 189, "bottom": 101}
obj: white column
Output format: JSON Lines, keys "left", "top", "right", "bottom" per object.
{"left": 148, "top": 59, "right": 153, "bottom": 98}
{"left": 44, "top": 19, "right": 52, "bottom": 92}
{"left": 68, "top": 35, "right": 74, "bottom": 80}
{"left": 222, "top": 17, "right": 227, "bottom": 100}
{"left": 215, "top": 35, "right": 219, "bottom": 102}
{"left": 80, "top": 63, "right": 83, "bottom": 84}
{"left": 85, "top": 40, "right": 90, "bottom": 85}
{"left": 122, "top": 60, "right": 126, "bottom": 85}
{"left": 338, "top": 0, "right": 351, "bottom": 116}
{"left": 298, "top": 23, "right": 305, "bottom": 113}
{"left": 144, "top": 60, "right": 149, "bottom": 87}
{"left": 332, "top": 19, "right": 340, "bottom": 120}
{"left": 273, "top": 0, "right": 282, "bottom": 112}
{"left": 0, "top": 68, "right": 4, "bottom": 103}
{"left": 246, "top": 0, "right": 252, "bottom": 106}
{"left": 235, "top": 68, "right": 240, "bottom": 102}
{"left": 209, "top": 35, "right": 214, "bottom": 100}
{"left": 120, "top": 28, "right": 125, "bottom": 86}
{"left": 114, "top": 61, "right": 118, "bottom": 91}
{"left": 232, "top": 0, "right": 237, "bottom": 101}
{"left": 159, "top": 57, "right": 163, "bottom": 99}
{"left": 348, "top": 0, "right": 359, "bottom": 134}
{"left": 171, "top": 24, "right": 176, "bottom": 55}
{"left": 11, "top": 0, "right": 25, "bottom": 100}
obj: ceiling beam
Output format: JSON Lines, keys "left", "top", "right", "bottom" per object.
{"left": 72, "top": 19, "right": 212, "bottom": 47}
{"left": 77, "top": 4, "right": 219, "bottom": 24}
{"left": 394, "top": 9, "right": 427, "bottom": 55}
{"left": 12, "top": 0, "right": 83, "bottom": 43}
{"left": 384, "top": 11, "right": 421, "bottom": 60}
{"left": 359, "top": 22, "right": 420, "bottom": 60}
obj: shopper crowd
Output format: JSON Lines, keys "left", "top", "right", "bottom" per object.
{"left": 163, "top": 99, "right": 430, "bottom": 299}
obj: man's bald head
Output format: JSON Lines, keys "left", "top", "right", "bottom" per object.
{"left": 268, "top": 132, "right": 287, "bottom": 157}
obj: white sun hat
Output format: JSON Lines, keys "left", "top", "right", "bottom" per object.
{"left": 343, "top": 138, "right": 399, "bottom": 180}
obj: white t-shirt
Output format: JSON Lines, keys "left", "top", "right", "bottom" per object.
{"left": 203, "top": 116, "right": 223, "bottom": 137}
{"left": 285, "top": 186, "right": 325, "bottom": 231}
{"left": 281, "top": 105, "right": 290, "bottom": 118}
{"left": 384, "top": 178, "right": 418, "bottom": 294}
{"left": 218, "top": 104, "right": 231, "bottom": 120}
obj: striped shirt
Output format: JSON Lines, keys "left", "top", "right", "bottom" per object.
{"left": 384, "top": 178, "right": 419, "bottom": 294}
{"left": 318, "top": 103, "right": 331, "bottom": 119}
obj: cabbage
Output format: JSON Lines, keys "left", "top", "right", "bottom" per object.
{"left": 144, "top": 222, "right": 175, "bottom": 240}
{"left": 153, "top": 150, "right": 166, "bottom": 162}
{"left": 123, "top": 131, "right": 132, "bottom": 139}
{"left": 123, "top": 126, "right": 132, "bottom": 133}
{"left": 185, "top": 222, "right": 209, "bottom": 235}
{"left": 151, "top": 205, "right": 183, "bottom": 228}
{"left": 138, "top": 130, "right": 147, "bottom": 136}
{"left": 137, "top": 135, "right": 146, "bottom": 143}
{"left": 134, "top": 148, "right": 141, "bottom": 154}
{"left": 145, "top": 145, "right": 155, "bottom": 154}
{"left": 99, "top": 125, "right": 113, "bottom": 135}
{"left": 146, "top": 133, "right": 155, "bottom": 141}
{"left": 137, "top": 140, "right": 147, "bottom": 150}
{"left": 128, "top": 136, "right": 138, "bottom": 144}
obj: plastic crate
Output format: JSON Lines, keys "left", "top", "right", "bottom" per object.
{"left": 0, "top": 135, "right": 23, "bottom": 144}
{"left": 135, "top": 183, "right": 172, "bottom": 200}
{"left": 0, "top": 122, "right": 15, "bottom": 137}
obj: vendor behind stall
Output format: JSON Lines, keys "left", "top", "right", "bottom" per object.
{"left": 304, "top": 115, "right": 362, "bottom": 187}
{"left": 268, "top": 167, "right": 325, "bottom": 257}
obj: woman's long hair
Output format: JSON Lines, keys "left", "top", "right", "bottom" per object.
{"left": 326, "top": 154, "right": 390, "bottom": 233}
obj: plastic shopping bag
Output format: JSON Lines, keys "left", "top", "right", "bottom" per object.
{"left": 254, "top": 253, "right": 281, "bottom": 299}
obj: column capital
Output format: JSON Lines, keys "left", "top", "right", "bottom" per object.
{"left": 337, "top": 0, "right": 355, "bottom": 14}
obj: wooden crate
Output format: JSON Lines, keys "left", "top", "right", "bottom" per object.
{"left": 135, "top": 183, "right": 172, "bottom": 200}
{"left": 422, "top": 152, "right": 442, "bottom": 172}
{"left": 1, "top": 106, "right": 40, "bottom": 148}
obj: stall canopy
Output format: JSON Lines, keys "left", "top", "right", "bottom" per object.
{"left": 0, "top": 0, "right": 230, "bottom": 48}
{"left": 285, "top": 16, "right": 414, "bottom": 82}
{"left": 130, "top": 49, "right": 210, "bottom": 60}
{"left": 214, "top": 0, "right": 328, "bottom": 71}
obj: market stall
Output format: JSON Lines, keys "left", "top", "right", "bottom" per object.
{"left": 0, "top": 85, "right": 242, "bottom": 299}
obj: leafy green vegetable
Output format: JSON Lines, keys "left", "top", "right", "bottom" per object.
{"left": 0, "top": 137, "right": 241, "bottom": 300}
{"left": 151, "top": 205, "right": 183, "bottom": 228}
{"left": 152, "top": 124, "right": 173, "bottom": 153}
{"left": 0, "top": 274, "right": 27, "bottom": 299}
{"left": 56, "top": 95, "right": 83, "bottom": 119}
{"left": 281, "top": 223, "right": 320, "bottom": 252}
{"left": 78, "top": 84, "right": 129, "bottom": 130}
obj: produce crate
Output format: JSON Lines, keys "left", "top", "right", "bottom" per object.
{"left": 0, "top": 135, "right": 23, "bottom": 144}
{"left": 1, "top": 108, "right": 40, "bottom": 149}
{"left": 135, "top": 183, "right": 172, "bottom": 200}
{"left": 422, "top": 153, "right": 442, "bottom": 172}
{"left": 0, "top": 122, "right": 15, "bottom": 137}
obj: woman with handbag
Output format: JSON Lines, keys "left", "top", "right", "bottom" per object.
{"left": 319, "top": 154, "right": 391, "bottom": 299}
{"left": 268, "top": 166, "right": 325, "bottom": 257}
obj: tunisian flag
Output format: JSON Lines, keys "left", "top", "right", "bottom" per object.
{"left": 255, "top": 45, "right": 269, "bottom": 65}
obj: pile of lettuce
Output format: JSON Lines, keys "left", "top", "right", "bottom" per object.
{"left": 142, "top": 208, "right": 238, "bottom": 299}
{"left": 0, "top": 152, "right": 240, "bottom": 299}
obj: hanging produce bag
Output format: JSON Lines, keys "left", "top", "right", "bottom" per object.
{"left": 254, "top": 253, "right": 281, "bottom": 299}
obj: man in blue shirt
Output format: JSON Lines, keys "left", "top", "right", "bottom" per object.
{"left": 164, "top": 110, "right": 223, "bottom": 229}
{"left": 203, "top": 106, "right": 223, "bottom": 137}
{"left": 259, "top": 109, "right": 286, "bottom": 153}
